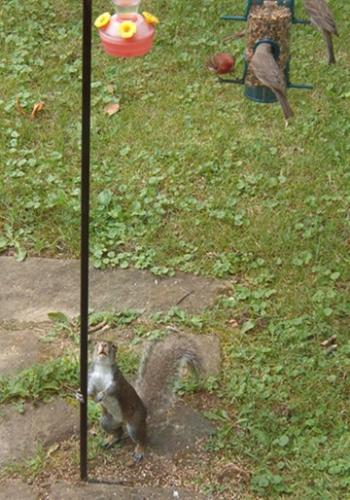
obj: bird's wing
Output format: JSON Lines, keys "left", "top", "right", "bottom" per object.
{"left": 251, "top": 46, "right": 286, "bottom": 94}
{"left": 304, "top": 0, "right": 337, "bottom": 34}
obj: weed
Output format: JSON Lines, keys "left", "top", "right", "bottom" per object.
{"left": 88, "top": 309, "right": 141, "bottom": 327}
{"left": 0, "top": 354, "right": 78, "bottom": 404}
{"left": 2, "top": 444, "right": 46, "bottom": 481}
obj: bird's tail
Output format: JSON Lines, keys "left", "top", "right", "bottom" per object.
{"left": 276, "top": 90, "right": 294, "bottom": 121}
{"left": 323, "top": 31, "right": 336, "bottom": 64}
{"left": 135, "top": 332, "right": 213, "bottom": 415}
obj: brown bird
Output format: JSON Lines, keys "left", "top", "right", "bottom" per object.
{"left": 304, "top": 0, "right": 338, "bottom": 64}
{"left": 206, "top": 53, "right": 235, "bottom": 74}
{"left": 251, "top": 42, "right": 294, "bottom": 124}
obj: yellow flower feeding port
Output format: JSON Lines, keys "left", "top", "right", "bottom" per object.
{"left": 94, "top": 12, "right": 111, "bottom": 29}
{"left": 118, "top": 20, "right": 137, "bottom": 38}
{"left": 142, "top": 11, "right": 159, "bottom": 26}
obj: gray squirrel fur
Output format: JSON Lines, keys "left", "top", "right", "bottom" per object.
{"left": 86, "top": 333, "right": 205, "bottom": 462}
{"left": 136, "top": 332, "right": 203, "bottom": 415}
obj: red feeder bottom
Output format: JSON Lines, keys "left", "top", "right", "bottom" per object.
{"left": 98, "top": 14, "right": 155, "bottom": 58}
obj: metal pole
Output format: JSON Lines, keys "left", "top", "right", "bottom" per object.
{"left": 80, "top": 0, "right": 92, "bottom": 482}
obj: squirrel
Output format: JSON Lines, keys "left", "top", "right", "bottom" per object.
{"left": 82, "top": 333, "right": 207, "bottom": 464}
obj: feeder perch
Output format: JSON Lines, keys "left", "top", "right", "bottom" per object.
{"left": 95, "top": 0, "right": 159, "bottom": 57}
{"left": 219, "top": 0, "right": 312, "bottom": 103}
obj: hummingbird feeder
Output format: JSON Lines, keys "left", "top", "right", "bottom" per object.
{"left": 80, "top": 0, "right": 159, "bottom": 482}
{"left": 95, "top": 0, "right": 159, "bottom": 57}
{"left": 220, "top": 0, "right": 312, "bottom": 103}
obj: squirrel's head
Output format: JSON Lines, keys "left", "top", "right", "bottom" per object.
{"left": 93, "top": 341, "right": 117, "bottom": 365}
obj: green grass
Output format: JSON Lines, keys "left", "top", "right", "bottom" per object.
{"left": 1, "top": 0, "right": 350, "bottom": 497}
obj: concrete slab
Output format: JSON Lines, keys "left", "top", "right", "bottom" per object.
{"left": 0, "top": 480, "right": 36, "bottom": 500}
{"left": 0, "top": 324, "right": 56, "bottom": 376}
{"left": 0, "top": 257, "right": 226, "bottom": 322}
{"left": 0, "top": 398, "right": 78, "bottom": 466}
{"left": 0, "top": 480, "right": 206, "bottom": 500}
{"left": 49, "top": 481, "right": 205, "bottom": 499}
{"left": 149, "top": 403, "right": 215, "bottom": 456}
{"left": 0, "top": 399, "right": 213, "bottom": 467}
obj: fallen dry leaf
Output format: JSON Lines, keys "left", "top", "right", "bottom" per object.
{"left": 46, "top": 442, "right": 60, "bottom": 457}
{"left": 16, "top": 97, "right": 27, "bottom": 116}
{"left": 321, "top": 334, "right": 337, "bottom": 348}
{"left": 228, "top": 318, "right": 239, "bottom": 328}
{"left": 104, "top": 102, "right": 120, "bottom": 116}
{"left": 325, "top": 344, "right": 337, "bottom": 356}
{"left": 217, "top": 462, "right": 251, "bottom": 483}
{"left": 31, "top": 101, "right": 45, "bottom": 119}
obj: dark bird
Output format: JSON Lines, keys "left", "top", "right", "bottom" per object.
{"left": 304, "top": 0, "right": 338, "bottom": 64}
{"left": 206, "top": 52, "right": 235, "bottom": 74}
{"left": 251, "top": 42, "right": 294, "bottom": 124}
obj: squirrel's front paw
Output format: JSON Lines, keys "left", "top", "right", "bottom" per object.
{"left": 95, "top": 391, "right": 105, "bottom": 403}
{"left": 75, "top": 391, "right": 85, "bottom": 404}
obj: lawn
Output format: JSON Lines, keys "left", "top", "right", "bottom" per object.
{"left": 1, "top": 0, "right": 350, "bottom": 497}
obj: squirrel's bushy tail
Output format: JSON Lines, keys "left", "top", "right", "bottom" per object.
{"left": 135, "top": 333, "right": 210, "bottom": 415}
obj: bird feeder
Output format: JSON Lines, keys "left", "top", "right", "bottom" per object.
{"left": 95, "top": 0, "right": 159, "bottom": 58}
{"left": 220, "top": 0, "right": 312, "bottom": 103}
